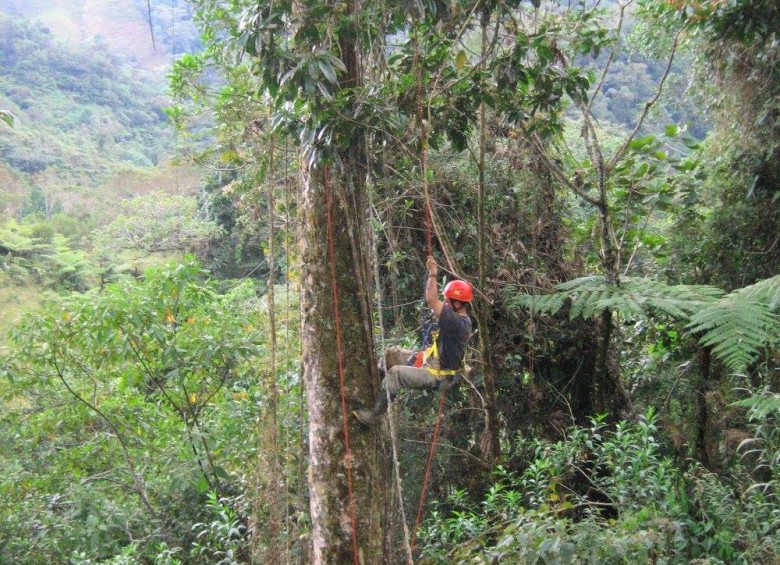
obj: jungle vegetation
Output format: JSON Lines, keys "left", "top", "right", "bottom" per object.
{"left": 0, "top": 0, "right": 778, "bottom": 563}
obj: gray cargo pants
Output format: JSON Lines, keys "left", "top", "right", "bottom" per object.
{"left": 380, "top": 346, "right": 447, "bottom": 398}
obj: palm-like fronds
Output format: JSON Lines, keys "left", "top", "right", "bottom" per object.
{"left": 687, "top": 275, "right": 780, "bottom": 372}
{"left": 508, "top": 274, "right": 780, "bottom": 373}
{"left": 509, "top": 276, "right": 723, "bottom": 321}
{"left": 732, "top": 390, "right": 780, "bottom": 420}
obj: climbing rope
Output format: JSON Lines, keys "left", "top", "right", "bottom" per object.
{"left": 411, "top": 388, "right": 447, "bottom": 551}
{"left": 324, "top": 167, "right": 360, "bottom": 565}
{"left": 410, "top": 19, "right": 449, "bottom": 552}
{"left": 369, "top": 193, "right": 415, "bottom": 564}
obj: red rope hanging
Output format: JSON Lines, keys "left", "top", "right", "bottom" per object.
{"left": 411, "top": 388, "right": 447, "bottom": 551}
{"left": 411, "top": 19, "right": 447, "bottom": 554}
{"left": 324, "top": 166, "right": 360, "bottom": 564}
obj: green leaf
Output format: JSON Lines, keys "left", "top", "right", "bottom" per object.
{"left": 455, "top": 50, "right": 468, "bottom": 70}
{"left": 629, "top": 136, "right": 656, "bottom": 150}
{"left": 317, "top": 60, "right": 337, "bottom": 84}
{"left": 0, "top": 110, "right": 14, "bottom": 127}
{"left": 214, "top": 465, "right": 230, "bottom": 480}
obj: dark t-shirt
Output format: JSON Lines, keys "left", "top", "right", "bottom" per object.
{"left": 436, "top": 303, "right": 472, "bottom": 370}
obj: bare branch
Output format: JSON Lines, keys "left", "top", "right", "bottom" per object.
{"left": 607, "top": 29, "right": 682, "bottom": 173}
{"left": 586, "top": 2, "right": 629, "bottom": 113}
{"left": 529, "top": 133, "right": 601, "bottom": 207}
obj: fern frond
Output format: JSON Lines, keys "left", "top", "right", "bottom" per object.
{"left": 571, "top": 285, "right": 609, "bottom": 320}
{"left": 733, "top": 391, "right": 780, "bottom": 420}
{"left": 557, "top": 276, "right": 605, "bottom": 292}
{"left": 735, "top": 275, "right": 780, "bottom": 310}
{"left": 522, "top": 293, "right": 569, "bottom": 316}
{"left": 631, "top": 278, "right": 724, "bottom": 319}
{"left": 688, "top": 277, "right": 780, "bottom": 372}
{"left": 507, "top": 276, "right": 723, "bottom": 322}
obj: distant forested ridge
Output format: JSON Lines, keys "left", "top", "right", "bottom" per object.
{"left": 0, "top": 13, "right": 173, "bottom": 186}
{"left": 0, "top": 5, "right": 208, "bottom": 333}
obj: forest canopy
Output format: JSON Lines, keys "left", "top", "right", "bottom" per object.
{"left": 1, "top": 0, "right": 778, "bottom": 564}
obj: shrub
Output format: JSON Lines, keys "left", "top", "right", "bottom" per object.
{"left": 418, "top": 409, "right": 777, "bottom": 564}
{"left": 0, "top": 259, "right": 265, "bottom": 563}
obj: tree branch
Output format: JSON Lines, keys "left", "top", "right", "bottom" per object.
{"left": 607, "top": 28, "right": 682, "bottom": 173}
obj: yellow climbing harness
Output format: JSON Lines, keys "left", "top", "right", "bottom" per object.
{"left": 421, "top": 330, "right": 460, "bottom": 377}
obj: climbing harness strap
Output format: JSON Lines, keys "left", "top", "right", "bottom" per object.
{"left": 419, "top": 330, "right": 463, "bottom": 377}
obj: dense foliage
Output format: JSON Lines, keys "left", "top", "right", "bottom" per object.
{"left": 0, "top": 0, "right": 778, "bottom": 563}
{"left": 0, "top": 260, "right": 302, "bottom": 563}
{"left": 419, "top": 407, "right": 780, "bottom": 564}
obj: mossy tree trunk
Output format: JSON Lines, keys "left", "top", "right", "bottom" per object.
{"left": 694, "top": 346, "right": 712, "bottom": 469}
{"left": 300, "top": 159, "right": 383, "bottom": 562}
{"left": 299, "top": 3, "right": 384, "bottom": 558}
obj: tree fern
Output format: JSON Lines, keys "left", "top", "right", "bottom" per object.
{"left": 0, "top": 224, "right": 48, "bottom": 255}
{"left": 687, "top": 275, "right": 780, "bottom": 372}
{"left": 732, "top": 390, "right": 780, "bottom": 421}
{"left": 508, "top": 275, "right": 779, "bottom": 372}
{"left": 735, "top": 274, "right": 780, "bottom": 310}
{"left": 507, "top": 276, "right": 723, "bottom": 322}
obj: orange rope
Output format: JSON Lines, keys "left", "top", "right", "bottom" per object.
{"left": 411, "top": 19, "right": 446, "bottom": 553}
{"left": 324, "top": 167, "right": 360, "bottom": 564}
{"left": 411, "top": 388, "right": 447, "bottom": 551}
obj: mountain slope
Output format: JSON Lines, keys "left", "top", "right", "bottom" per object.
{"left": 1, "top": 0, "right": 172, "bottom": 70}
{"left": 0, "top": 11, "right": 187, "bottom": 216}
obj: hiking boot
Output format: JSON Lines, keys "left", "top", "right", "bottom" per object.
{"left": 353, "top": 409, "right": 380, "bottom": 426}
{"left": 353, "top": 388, "right": 392, "bottom": 426}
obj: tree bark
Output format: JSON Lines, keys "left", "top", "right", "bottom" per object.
{"left": 300, "top": 161, "right": 383, "bottom": 563}
{"left": 293, "top": 0, "right": 387, "bottom": 560}
{"left": 475, "top": 10, "right": 501, "bottom": 463}
{"left": 694, "top": 346, "right": 712, "bottom": 468}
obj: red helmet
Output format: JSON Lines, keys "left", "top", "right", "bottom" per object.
{"left": 443, "top": 280, "right": 473, "bottom": 303}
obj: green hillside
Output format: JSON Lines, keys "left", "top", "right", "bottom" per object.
{"left": 1, "top": 0, "right": 176, "bottom": 70}
{"left": 0, "top": 8, "right": 206, "bottom": 335}
{"left": 0, "top": 13, "right": 175, "bottom": 205}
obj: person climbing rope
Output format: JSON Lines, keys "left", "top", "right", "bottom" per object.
{"left": 354, "top": 255, "right": 473, "bottom": 425}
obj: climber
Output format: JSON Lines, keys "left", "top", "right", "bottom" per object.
{"left": 354, "top": 255, "right": 473, "bottom": 425}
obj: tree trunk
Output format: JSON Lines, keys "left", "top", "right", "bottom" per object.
{"left": 475, "top": 8, "right": 501, "bottom": 463}
{"left": 694, "top": 346, "right": 712, "bottom": 468}
{"left": 300, "top": 161, "right": 383, "bottom": 563}
{"left": 261, "top": 135, "right": 283, "bottom": 562}
{"left": 592, "top": 309, "right": 632, "bottom": 420}
{"left": 384, "top": 220, "right": 405, "bottom": 337}
{"left": 295, "top": 0, "right": 387, "bottom": 560}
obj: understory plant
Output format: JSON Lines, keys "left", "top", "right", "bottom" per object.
{"left": 0, "top": 259, "right": 268, "bottom": 563}
{"left": 418, "top": 408, "right": 778, "bottom": 564}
